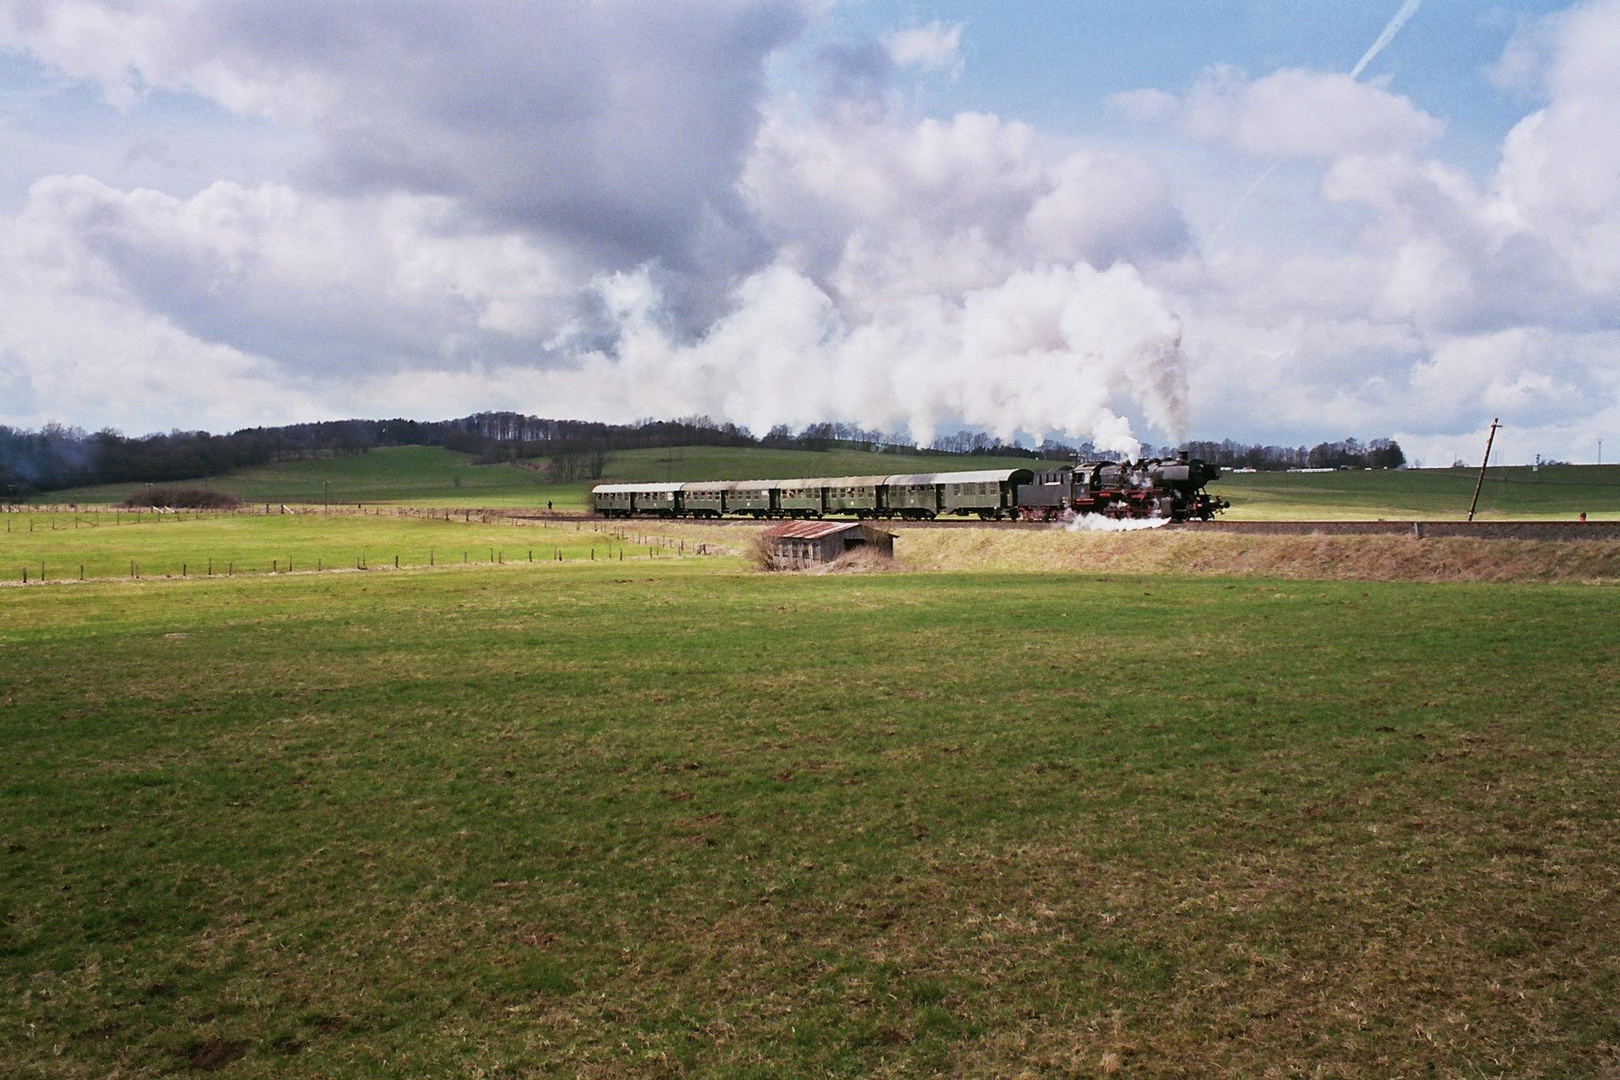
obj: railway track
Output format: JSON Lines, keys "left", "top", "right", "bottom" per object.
{"left": 521, "top": 512, "right": 1620, "bottom": 540}
{"left": 1164, "top": 519, "right": 1620, "bottom": 541}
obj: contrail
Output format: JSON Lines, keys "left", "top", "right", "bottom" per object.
{"left": 1351, "top": 0, "right": 1424, "bottom": 80}
{"left": 1209, "top": 0, "right": 1425, "bottom": 245}
{"left": 1210, "top": 161, "right": 1281, "bottom": 246}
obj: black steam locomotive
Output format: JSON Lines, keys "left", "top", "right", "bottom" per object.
{"left": 1015, "top": 454, "right": 1227, "bottom": 521}
{"left": 592, "top": 452, "right": 1226, "bottom": 522}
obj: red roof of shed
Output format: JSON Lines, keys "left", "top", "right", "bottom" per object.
{"left": 763, "top": 521, "right": 880, "bottom": 541}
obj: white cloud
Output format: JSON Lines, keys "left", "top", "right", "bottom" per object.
{"left": 0, "top": 0, "right": 1618, "bottom": 465}
{"left": 1117, "top": 6, "right": 1620, "bottom": 455}
{"left": 0, "top": 247, "right": 321, "bottom": 433}
{"left": 744, "top": 106, "right": 1189, "bottom": 312}
{"left": 1180, "top": 66, "right": 1443, "bottom": 159}
{"left": 0, "top": 0, "right": 807, "bottom": 305}
{"left": 725, "top": 101, "right": 1195, "bottom": 448}
{"left": 541, "top": 260, "right": 1185, "bottom": 454}
{"left": 8, "top": 175, "right": 582, "bottom": 371}
{"left": 887, "top": 22, "right": 962, "bottom": 77}
{"left": 1491, "top": 0, "right": 1620, "bottom": 292}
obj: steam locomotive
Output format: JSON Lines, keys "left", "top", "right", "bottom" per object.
{"left": 592, "top": 452, "right": 1227, "bottom": 522}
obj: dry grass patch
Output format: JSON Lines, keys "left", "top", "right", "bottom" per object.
{"left": 816, "top": 545, "right": 904, "bottom": 575}
{"left": 896, "top": 527, "right": 1620, "bottom": 583}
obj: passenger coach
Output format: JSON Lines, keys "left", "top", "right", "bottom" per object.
{"left": 590, "top": 468, "right": 1035, "bottom": 520}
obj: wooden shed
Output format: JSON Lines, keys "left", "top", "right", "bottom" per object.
{"left": 763, "top": 521, "right": 894, "bottom": 570}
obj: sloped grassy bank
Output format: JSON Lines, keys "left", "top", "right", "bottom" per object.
{"left": 896, "top": 526, "right": 1620, "bottom": 583}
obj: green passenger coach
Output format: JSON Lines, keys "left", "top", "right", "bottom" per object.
{"left": 588, "top": 462, "right": 1230, "bottom": 521}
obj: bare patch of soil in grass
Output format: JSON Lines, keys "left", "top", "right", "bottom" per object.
{"left": 179, "top": 1038, "right": 250, "bottom": 1070}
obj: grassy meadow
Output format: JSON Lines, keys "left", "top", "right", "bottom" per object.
{"left": 0, "top": 510, "right": 714, "bottom": 584}
{"left": 3, "top": 517, "right": 1619, "bottom": 1078}
{"left": 35, "top": 447, "right": 571, "bottom": 511}
{"left": 29, "top": 442, "right": 1620, "bottom": 520}
{"left": 35, "top": 445, "right": 1062, "bottom": 512}
{"left": 1211, "top": 463, "right": 1620, "bottom": 521}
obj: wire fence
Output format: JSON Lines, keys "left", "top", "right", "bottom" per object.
{"left": 2, "top": 509, "right": 730, "bottom": 586}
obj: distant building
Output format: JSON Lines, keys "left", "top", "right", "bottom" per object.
{"left": 762, "top": 521, "right": 894, "bottom": 569}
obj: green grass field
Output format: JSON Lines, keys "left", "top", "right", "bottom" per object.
{"left": 3, "top": 540, "right": 1618, "bottom": 1077}
{"left": 37, "top": 447, "right": 570, "bottom": 510}
{"left": 33, "top": 443, "right": 1620, "bottom": 520}
{"left": 1212, "top": 463, "right": 1620, "bottom": 520}
{"left": 0, "top": 510, "right": 698, "bottom": 583}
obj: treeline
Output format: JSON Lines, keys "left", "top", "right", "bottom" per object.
{"left": 0, "top": 419, "right": 471, "bottom": 496}
{"left": 1181, "top": 437, "right": 1406, "bottom": 471}
{"left": 0, "top": 413, "right": 1408, "bottom": 498}
{"left": 764, "top": 423, "right": 1099, "bottom": 461}
{"left": 1, "top": 413, "right": 847, "bottom": 496}
{"left": 929, "top": 430, "right": 1109, "bottom": 461}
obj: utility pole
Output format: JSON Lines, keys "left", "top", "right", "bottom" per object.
{"left": 1599, "top": 439, "right": 1604, "bottom": 467}
{"left": 1467, "top": 418, "right": 1501, "bottom": 522}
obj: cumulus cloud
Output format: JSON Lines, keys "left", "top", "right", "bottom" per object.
{"left": 0, "top": 0, "right": 806, "bottom": 309}
{"left": 887, "top": 22, "right": 962, "bottom": 76}
{"left": 745, "top": 107, "right": 1189, "bottom": 306}
{"left": 1, "top": 0, "right": 1618, "bottom": 464}
{"left": 1114, "top": 2, "right": 1620, "bottom": 459}
{"left": 1491, "top": 0, "right": 1620, "bottom": 292}
{"left": 12, "top": 175, "right": 585, "bottom": 372}
{"left": 0, "top": 0, "right": 1197, "bottom": 450}
{"left": 0, "top": 235, "right": 322, "bottom": 433}
{"left": 1180, "top": 66, "right": 1443, "bottom": 159}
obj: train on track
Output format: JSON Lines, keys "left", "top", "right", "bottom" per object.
{"left": 591, "top": 454, "right": 1227, "bottom": 522}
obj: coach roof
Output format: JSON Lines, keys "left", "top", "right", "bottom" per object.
{"left": 882, "top": 469, "right": 1032, "bottom": 486}
{"left": 804, "top": 475, "right": 890, "bottom": 487}
{"left": 591, "top": 482, "right": 685, "bottom": 494}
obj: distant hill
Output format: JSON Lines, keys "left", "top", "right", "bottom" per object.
{"left": 2, "top": 412, "right": 1081, "bottom": 501}
{"left": 29, "top": 443, "right": 1070, "bottom": 509}
{"left": 29, "top": 445, "right": 1620, "bottom": 518}
{"left": 1213, "top": 464, "right": 1620, "bottom": 520}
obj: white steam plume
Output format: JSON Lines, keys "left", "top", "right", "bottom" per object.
{"left": 1065, "top": 514, "right": 1171, "bottom": 532}
{"left": 554, "top": 261, "right": 1186, "bottom": 458}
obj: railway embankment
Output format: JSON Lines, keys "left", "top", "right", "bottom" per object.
{"left": 894, "top": 525, "right": 1620, "bottom": 583}
{"left": 1170, "top": 519, "right": 1620, "bottom": 541}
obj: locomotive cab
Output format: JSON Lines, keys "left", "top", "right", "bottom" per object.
{"left": 1014, "top": 466, "right": 1078, "bottom": 520}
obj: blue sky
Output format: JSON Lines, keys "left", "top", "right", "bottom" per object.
{"left": 823, "top": 2, "right": 1559, "bottom": 146}
{"left": 0, "top": 0, "right": 1616, "bottom": 465}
